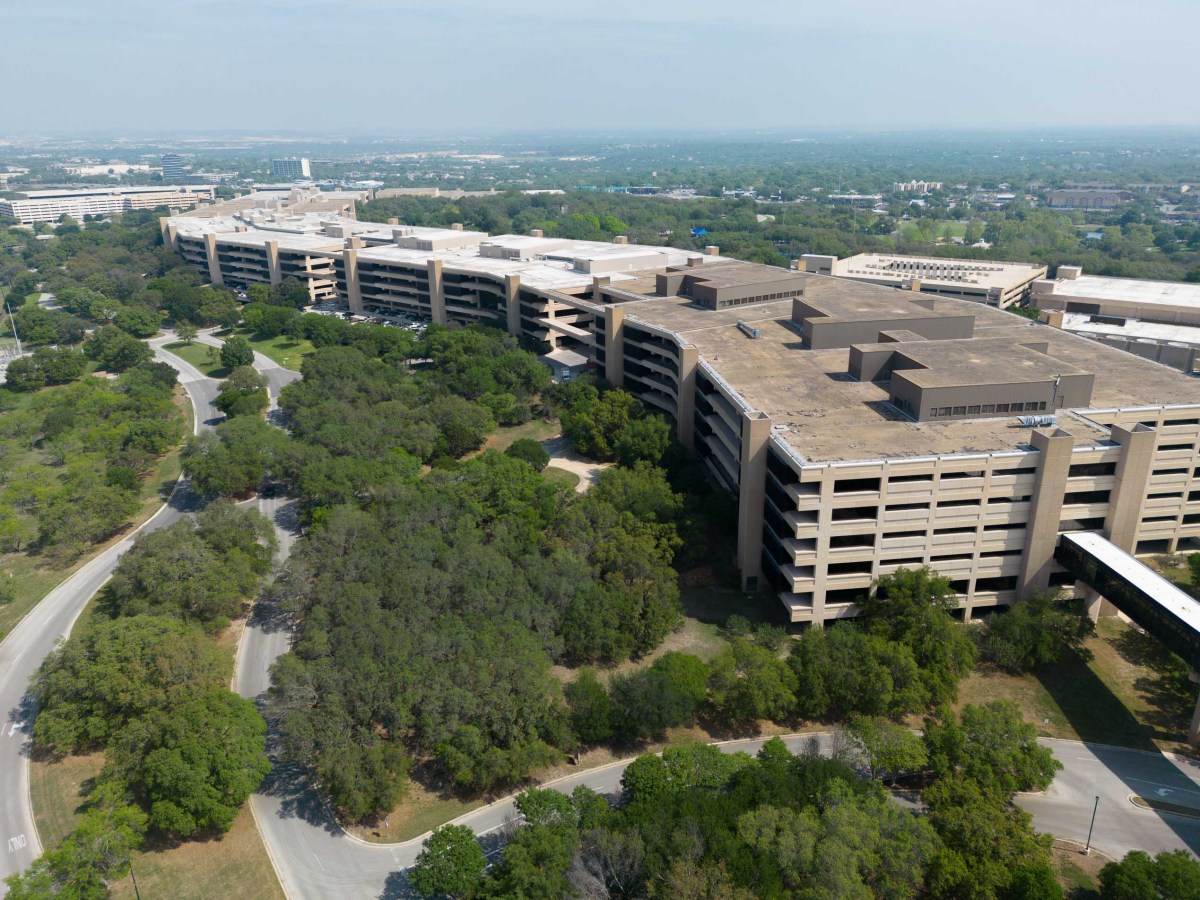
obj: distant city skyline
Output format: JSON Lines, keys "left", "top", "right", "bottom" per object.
{"left": 2, "top": 0, "right": 1199, "bottom": 134}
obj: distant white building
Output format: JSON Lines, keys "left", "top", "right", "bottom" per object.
{"left": 893, "top": 180, "right": 943, "bottom": 194}
{"left": 0, "top": 185, "right": 215, "bottom": 224}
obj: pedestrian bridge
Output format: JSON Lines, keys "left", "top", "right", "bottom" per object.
{"left": 1055, "top": 531, "right": 1200, "bottom": 743}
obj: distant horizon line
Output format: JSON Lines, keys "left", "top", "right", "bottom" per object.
{"left": 4, "top": 124, "right": 1200, "bottom": 144}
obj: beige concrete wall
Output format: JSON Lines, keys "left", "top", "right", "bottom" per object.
{"left": 427, "top": 259, "right": 446, "bottom": 326}
{"left": 737, "top": 412, "right": 770, "bottom": 588}
{"left": 1020, "top": 428, "right": 1076, "bottom": 594}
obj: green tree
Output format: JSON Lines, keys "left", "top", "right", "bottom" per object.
{"left": 33, "top": 615, "right": 225, "bottom": 753}
{"left": 220, "top": 335, "right": 254, "bottom": 369}
{"left": 924, "top": 701, "right": 1062, "bottom": 796}
{"left": 858, "top": 567, "right": 977, "bottom": 705}
{"left": 410, "top": 824, "right": 487, "bottom": 900}
{"left": 706, "top": 638, "right": 797, "bottom": 725}
{"left": 175, "top": 321, "right": 198, "bottom": 344}
{"left": 615, "top": 414, "right": 671, "bottom": 466}
{"left": 114, "top": 306, "right": 161, "bottom": 337}
{"left": 846, "top": 716, "right": 927, "bottom": 784}
{"left": 4, "top": 782, "right": 147, "bottom": 900}
{"left": 1099, "top": 849, "right": 1200, "bottom": 900}
{"left": 84, "top": 325, "right": 152, "bottom": 372}
{"left": 109, "top": 688, "right": 269, "bottom": 837}
{"left": 981, "top": 590, "right": 1095, "bottom": 671}
{"left": 565, "top": 668, "right": 613, "bottom": 744}
{"left": 504, "top": 437, "right": 551, "bottom": 471}
{"left": 216, "top": 365, "right": 269, "bottom": 418}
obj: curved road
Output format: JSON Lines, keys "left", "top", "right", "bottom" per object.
{"left": 7, "top": 332, "right": 1200, "bottom": 898}
{"left": 231, "top": 721, "right": 1200, "bottom": 900}
{"left": 0, "top": 337, "right": 218, "bottom": 886}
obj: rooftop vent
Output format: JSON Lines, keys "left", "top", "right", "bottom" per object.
{"left": 1017, "top": 415, "right": 1057, "bottom": 428}
{"left": 736, "top": 320, "right": 761, "bottom": 340}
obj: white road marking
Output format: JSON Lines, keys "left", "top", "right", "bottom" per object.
{"left": 311, "top": 852, "right": 326, "bottom": 872}
{"left": 7, "top": 834, "right": 26, "bottom": 853}
{"left": 1128, "top": 777, "right": 1200, "bottom": 797}
{"left": 7, "top": 721, "right": 19, "bottom": 737}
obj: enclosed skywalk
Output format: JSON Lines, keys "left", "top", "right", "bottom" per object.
{"left": 1055, "top": 531, "right": 1200, "bottom": 742}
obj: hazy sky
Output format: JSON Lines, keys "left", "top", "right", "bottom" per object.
{"left": 3, "top": 0, "right": 1199, "bottom": 135}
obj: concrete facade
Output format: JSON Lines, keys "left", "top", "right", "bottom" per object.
{"left": 163, "top": 212, "right": 1200, "bottom": 627}
{"left": 1, "top": 185, "right": 215, "bottom": 224}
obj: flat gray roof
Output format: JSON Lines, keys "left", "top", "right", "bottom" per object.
{"left": 613, "top": 272, "right": 1200, "bottom": 464}
{"left": 1049, "top": 274, "right": 1200, "bottom": 309}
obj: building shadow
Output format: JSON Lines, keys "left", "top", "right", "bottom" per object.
{"left": 1032, "top": 647, "right": 1160, "bottom": 752}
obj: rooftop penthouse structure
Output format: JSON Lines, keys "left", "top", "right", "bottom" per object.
{"left": 804, "top": 253, "right": 1048, "bottom": 309}
{"left": 1033, "top": 266, "right": 1200, "bottom": 375}
{"left": 163, "top": 212, "right": 1200, "bottom": 626}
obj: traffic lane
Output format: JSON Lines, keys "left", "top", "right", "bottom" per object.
{"left": 1018, "top": 740, "right": 1200, "bottom": 858}
{"left": 0, "top": 356, "right": 211, "bottom": 887}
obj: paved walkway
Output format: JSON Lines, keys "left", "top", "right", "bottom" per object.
{"left": 541, "top": 436, "right": 610, "bottom": 493}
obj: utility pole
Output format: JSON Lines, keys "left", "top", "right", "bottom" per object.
{"left": 1084, "top": 795, "right": 1100, "bottom": 855}
{"left": 4, "top": 302, "right": 21, "bottom": 356}
{"left": 126, "top": 855, "right": 143, "bottom": 900}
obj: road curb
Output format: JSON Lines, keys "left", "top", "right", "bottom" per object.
{"left": 20, "top": 347, "right": 207, "bottom": 864}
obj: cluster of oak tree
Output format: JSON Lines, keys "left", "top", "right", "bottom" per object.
{"left": 6, "top": 501, "right": 275, "bottom": 898}
{"left": 409, "top": 716, "right": 1067, "bottom": 900}
{"left": 0, "top": 360, "right": 185, "bottom": 561}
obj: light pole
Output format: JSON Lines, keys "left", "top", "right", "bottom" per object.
{"left": 126, "top": 855, "right": 143, "bottom": 900}
{"left": 1084, "top": 795, "right": 1100, "bottom": 856}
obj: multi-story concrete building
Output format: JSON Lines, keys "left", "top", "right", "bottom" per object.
{"left": 1032, "top": 265, "right": 1200, "bottom": 375}
{"left": 163, "top": 212, "right": 1200, "bottom": 626}
{"left": 805, "top": 253, "right": 1047, "bottom": 309}
{"left": 272, "top": 158, "right": 311, "bottom": 180}
{"left": 161, "top": 154, "right": 185, "bottom": 181}
{"left": 1046, "top": 188, "right": 1133, "bottom": 209}
{"left": 1, "top": 185, "right": 215, "bottom": 224}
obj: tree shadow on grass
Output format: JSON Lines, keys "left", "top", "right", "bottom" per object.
{"left": 1031, "top": 648, "right": 1161, "bottom": 752}
{"left": 1106, "top": 627, "right": 1195, "bottom": 745}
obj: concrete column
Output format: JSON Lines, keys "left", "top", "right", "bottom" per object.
{"left": 427, "top": 259, "right": 446, "bottom": 325}
{"left": 604, "top": 306, "right": 625, "bottom": 387}
{"left": 505, "top": 274, "right": 521, "bottom": 337}
{"left": 342, "top": 248, "right": 362, "bottom": 313}
{"left": 266, "top": 240, "right": 282, "bottom": 286}
{"left": 676, "top": 345, "right": 699, "bottom": 450}
{"left": 737, "top": 412, "right": 771, "bottom": 590}
{"left": 1105, "top": 423, "right": 1156, "bottom": 553}
{"left": 1019, "top": 428, "right": 1076, "bottom": 595}
{"left": 203, "top": 232, "right": 223, "bottom": 287}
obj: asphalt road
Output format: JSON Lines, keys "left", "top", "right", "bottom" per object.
{"left": 9, "top": 332, "right": 1200, "bottom": 898}
{"left": 234, "top": 721, "right": 1200, "bottom": 900}
{"left": 0, "top": 340, "right": 216, "bottom": 887}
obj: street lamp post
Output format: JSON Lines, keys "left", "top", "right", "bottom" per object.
{"left": 1084, "top": 795, "right": 1100, "bottom": 856}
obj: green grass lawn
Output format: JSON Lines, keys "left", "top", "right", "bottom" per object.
{"left": 960, "top": 616, "right": 1196, "bottom": 754}
{"left": 542, "top": 466, "right": 580, "bottom": 491}
{"left": 481, "top": 418, "right": 562, "bottom": 453}
{"left": 163, "top": 340, "right": 230, "bottom": 378}
{"left": 233, "top": 328, "right": 314, "bottom": 372}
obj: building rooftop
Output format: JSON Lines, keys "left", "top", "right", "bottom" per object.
{"left": 832, "top": 253, "right": 1046, "bottom": 291}
{"left": 612, "top": 271, "right": 1200, "bottom": 465}
{"left": 1047, "top": 274, "right": 1200, "bottom": 309}
{"left": 1059, "top": 311, "right": 1200, "bottom": 347}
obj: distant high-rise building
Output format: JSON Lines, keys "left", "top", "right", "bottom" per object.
{"left": 161, "top": 153, "right": 185, "bottom": 181}
{"left": 272, "top": 157, "right": 311, "bottom": 180}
